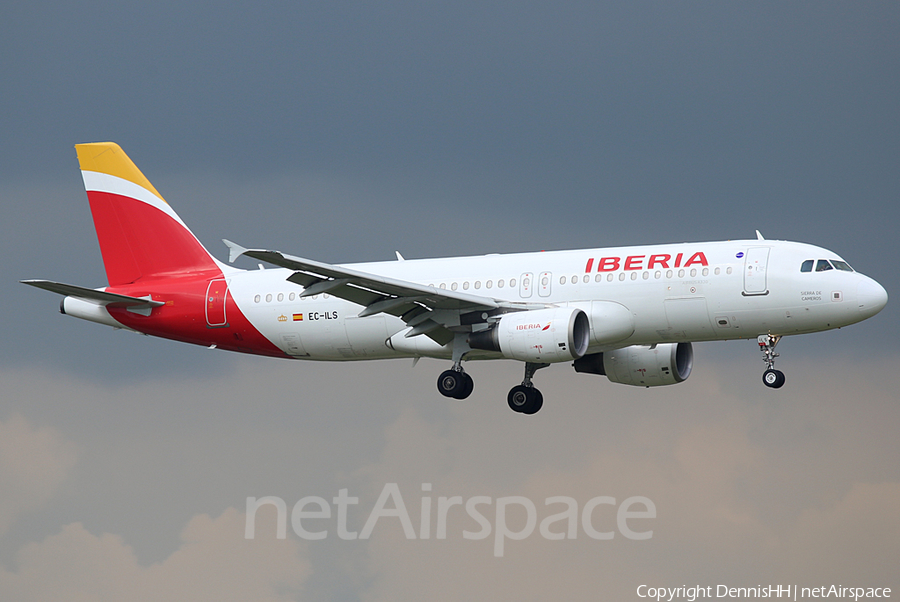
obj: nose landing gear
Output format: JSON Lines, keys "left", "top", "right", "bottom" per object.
{"left": 758, "top": 334, "right": 786, "bottom": 389}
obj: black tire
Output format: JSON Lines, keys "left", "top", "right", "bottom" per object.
{"left": 762, "top": 369, "right": 786, "bottom": 389}
{"left": 520, "top": 389, "right": 543, "bottom": 415}
{"left": 453, "top": 372, "right": 474, "bottom": 400}
{"left": 507, "top": 385, "right": 543, "bottom": 414}
{"left": 508, "top": 385, "right": 529, "bottom": 412}
{"left": 437, "top": 370, "right": 465, "bottom": 398}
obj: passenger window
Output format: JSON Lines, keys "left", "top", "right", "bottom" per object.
{"left": 816, "top": 260, "right": 833, "bottom": 272}
{"left": 800, "top": 260, "right": 813, "bottom": 273}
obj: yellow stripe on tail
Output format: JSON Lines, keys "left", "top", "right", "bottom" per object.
{"left": 75, "top": 142, "right": 166, "bottom": 203}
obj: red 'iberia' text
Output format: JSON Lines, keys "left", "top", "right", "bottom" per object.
{"left": 584, "top": 252, "right": 708, "bottom": 273}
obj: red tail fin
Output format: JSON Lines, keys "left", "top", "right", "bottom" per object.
{"left": 75, "top": 142, "right": 219, "bottom": 285}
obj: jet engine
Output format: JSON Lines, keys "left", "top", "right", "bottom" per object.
{"left": 573, "top": 342, "right": 693, "bottom": 387}
{"left": 468, "top": 307, "right": 590, "bottom": 363}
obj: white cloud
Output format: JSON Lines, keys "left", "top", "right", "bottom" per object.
{"left": 0, "top": 508, "right": 310, "bottom": 602}
{"left": 0, "top": 353, "right": 898, "bottom": 600}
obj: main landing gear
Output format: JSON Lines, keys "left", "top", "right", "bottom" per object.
{"left": 437, "top": 368, "right": 474, "bottom": 400}
{"left": 435, "top": 334, "right": 549, "bottom": 414}
{"left": 436, "top": 363, "right": 549, "bottom": 414}
{"left": 507, "top": 362, "right": 549, "bottom": 415}
{"left": 436, "top": 333, "right": 475, "bottom": 400}
{"left": 758, "top": 334, "right": 786, "bottom": 389}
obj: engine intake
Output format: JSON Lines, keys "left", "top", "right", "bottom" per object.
{"left": 469, "top": 307, "right": 590, "bottom": 363}
{"left": 573, "top": 342, "right": 693, "bottom": 387}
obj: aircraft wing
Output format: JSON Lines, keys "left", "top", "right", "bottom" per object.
{"left": 224, "top": 240, "right": 526, "bottom": 345}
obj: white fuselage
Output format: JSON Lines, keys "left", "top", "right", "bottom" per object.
{"left": 226, "top": 239, "right": 884, "bottom": 361}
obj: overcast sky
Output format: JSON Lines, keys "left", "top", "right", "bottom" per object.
{"left": 2, "top": 3, "right": 898, "bottom": 600}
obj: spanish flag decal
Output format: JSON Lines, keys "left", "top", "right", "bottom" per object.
{"left": 293, "top": 313, "right": 303, "bottom": 321}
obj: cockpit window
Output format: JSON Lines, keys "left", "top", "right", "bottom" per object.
{"left": 816, "top": 260, "right": 833, "bottom": 272}
{"left": 800, "top": 260, "right": 814, "bottom": 273}
{"left": 831, "top": 260, "right": 854, "bottom": 272}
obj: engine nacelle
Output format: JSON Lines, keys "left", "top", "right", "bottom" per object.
{"left": 573, "top": 342, "right": 693, "bottom": 387}
{"left": 468, "top": 307, "right": 590, "bottom": 363}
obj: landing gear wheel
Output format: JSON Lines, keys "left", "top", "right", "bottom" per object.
{"left": 455, "top": 372, "right": 474, "bottom": 400}
{"left": 437, "top": 370, "right": 465, "bottom": 398}
{"left": 437, "top": 370, "right": 473, "bottom": 399}
{"left": 762, "top": 369, "right": 785, "bottom": 389}
{"left": 522, "top": 389, "right": 543, "bottom": 415}
{"left": 507, "top": 385, "right": 543, "bottom": 414}
{"left": 508, "top": 385, "right": 528, "bottom": 412}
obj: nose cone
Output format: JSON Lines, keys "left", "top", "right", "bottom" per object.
{"left": 857, "top": 278, "right": 888, "bottom": 318}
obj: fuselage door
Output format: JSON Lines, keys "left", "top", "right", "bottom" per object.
{"left": 538, "top": 271, "right": 552, "bottom": 297}
{"left": 280, "top": 333, "right": 309, "bottom": 357}
{"left": 519, "top": 272, "right": 534, "bottom": 298}
{"left": 743, "top": 247, "right": 770, "bottom": 296}
{"left": 206, "top": 278, "right": 229, "bottom": 327}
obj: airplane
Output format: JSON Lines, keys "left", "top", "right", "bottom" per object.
{"left": 22, "top": 142, "right": 888, "bottom": 414}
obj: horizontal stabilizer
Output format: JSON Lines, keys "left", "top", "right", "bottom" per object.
{"left": 20, "top": 279, "right": 164, "bottom": 308}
